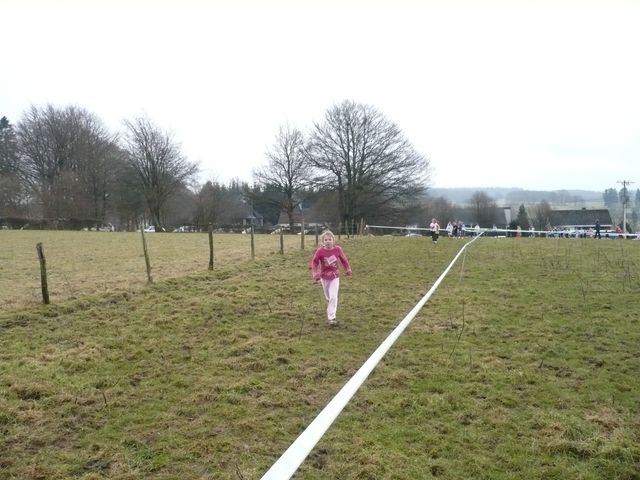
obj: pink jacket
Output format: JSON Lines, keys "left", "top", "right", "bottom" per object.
{"left": 310, "top": 246, "right": 352, "bottom": 280}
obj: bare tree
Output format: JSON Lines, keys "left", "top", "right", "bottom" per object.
{"left": 253, "top": 125, "right": 310, "bottom": 230}
{"left": 109, "top": 154, "right": 146, "bottom": 230}
{"left": 121, "top": 117, "right": 197, "bottom": 230}
{"left": 15, "top": 105, "right": 117, "bottom": 222}
{"left": 425, "top": 196, "right": 455, "bottom": 227}
{"left": 194, "top": 180, "right": 229, "bottom": 227}
{"left": 529, "top": 200, "right": 553, "bottom": 230}
{"left": 306, "top": 100, "right": 430, "bottom": 226}
{"left": 468, "top": 191, "right": 498, "bottom": 227}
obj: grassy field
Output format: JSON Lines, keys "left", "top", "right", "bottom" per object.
{"left": 0, "top": 231, "right": 318, "bottom": 312}
{"left": 1, "top": 234, "right": 639, "bottom": 479}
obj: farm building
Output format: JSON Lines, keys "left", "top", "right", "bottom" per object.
{"left": 242, "top": 211, "right": 264, "bottom": 227}
{"left": 276, "top": 205, "right": 331, "bottom": 231}
{"left": 548, "top": 208, "right": 613, "bottom": 230}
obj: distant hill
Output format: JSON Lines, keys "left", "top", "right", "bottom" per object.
{"left": 428, "top": 187, "right": 517, "bottom": 204}
{"left": 428, "top": 187, "right": 604, "bottom": 206}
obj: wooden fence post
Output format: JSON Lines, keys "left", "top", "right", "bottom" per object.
{"left": 279, "top": 229, "right": 284, "bottom": 254}
{"left": 300, "top": 219, "right": 305, "bottom": 250}
{"left": 250, "top": 224, "right": 255, "bottom": 260}
{"left": 141, "top": 229, "right": 153, "bottom": 283}
{"left": 36, "top": 242, "right": 50, "bottom": 304}
{"left": 315, "top": 224, "right": 319, "bottom": 246}
{"left": 208, "top": 223, "right": 214, "bottom": 270}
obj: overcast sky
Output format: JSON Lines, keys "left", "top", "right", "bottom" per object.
{"left": 1, "top": 1, "right": 639, "bottom": 192}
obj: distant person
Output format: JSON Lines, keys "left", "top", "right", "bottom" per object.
{"left": 615, "top": 225, "right": 623, "bottom": 238}
{"left": 595, "top": 219, "right": 601, "bottom": 239}
{"left": 429, "top": 218, "right": 440, "bottom": 243}
{"left": 446, "top": 221, "right": 453, "bottom": 237}
{"left": 310, "top": 230, "right": 352, "bottom": 326}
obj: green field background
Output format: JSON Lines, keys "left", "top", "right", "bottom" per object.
{"left": 1, "top": 235, "right": 639, "bottom": 479}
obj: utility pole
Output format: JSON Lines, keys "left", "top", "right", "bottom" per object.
{"left": 617, "top": 180, "right": 634, "bottom": 239}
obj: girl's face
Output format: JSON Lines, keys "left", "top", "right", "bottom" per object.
{"left": 322, "top": 235, "right": 335, "bottom": 249}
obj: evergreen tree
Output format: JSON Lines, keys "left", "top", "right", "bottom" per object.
{"left": 247, "top": 183, "right": 283, "bottom": 225}
{"left": 515, "top": 203, "right": 530, "bottom": 228}
{"left": 0, "top": 116, "right": 18, "bottom": 174}
{"left": 0, "top": 116, "right": 24, "bottom": 216}
{"left": 603, "top": 188, "right": 618, "bottom": 209}
{"left": 619, "top": 186, "right": 630, "bottom": 206}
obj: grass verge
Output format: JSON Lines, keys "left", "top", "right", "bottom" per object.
{"left": 1, "top": 236, "right": 639, "bottom": 479}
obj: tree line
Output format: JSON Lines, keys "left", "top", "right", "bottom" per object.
{"left": 4, "top": 101, "right": 633, "bottom": 233}
{"left": 0, "top": 101, "right": 432, "bottom": 231}
{"left": 603, "top": 186, "right": 640, "bottom": 231}
{"left": 0, "top": 107, "right": 198, "bottom": 231}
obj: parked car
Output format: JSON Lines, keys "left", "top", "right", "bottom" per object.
{"left": 175, "top": 225, "right": 198, "bottom": 233}
{"left": 81, "top": 223, "right": 115, "bottom": 232}
{"left": 143, "top": 225, "right": 156, "bottom": 233}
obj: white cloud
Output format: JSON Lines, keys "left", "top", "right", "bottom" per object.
{"left": 1, "top": 1, "right": 638, "bottom": 191}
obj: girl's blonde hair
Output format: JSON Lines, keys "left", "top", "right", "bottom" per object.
{"left": 321, "top": 230, "right": 335, "bottom": 241}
